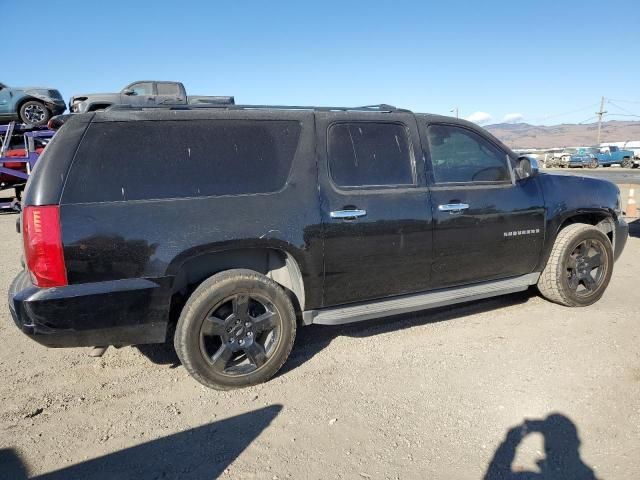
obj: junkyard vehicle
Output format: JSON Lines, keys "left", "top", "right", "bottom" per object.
{"left": 597, "top": 145, "right": 634, "bottom": 167}
{"left": 0, "top": 122, "right": 54, "bottom": 210}
{"left": 9, "top": 104, "right": 628, "bottom": 390}
{"left": 69, "top": 81, "right": 234, "bottom": 113}
{"left": 559, "top": 148, "right": 599, "bottom": 168}
{"left": 0, "top": 82, "right": 66, "bottom": 126}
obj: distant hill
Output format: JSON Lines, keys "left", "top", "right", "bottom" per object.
{"left": 485, "top": 120, "right": 640, "bottom": 149}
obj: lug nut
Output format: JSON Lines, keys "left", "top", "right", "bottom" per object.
{"left": 245, "top": 322, "right": 251, "bottom": 327}
{"left": 239, "top": 339, "right": 245, "bottom": 345}
{"left": 247, "top": 331, "right": 253, "bottom": 337}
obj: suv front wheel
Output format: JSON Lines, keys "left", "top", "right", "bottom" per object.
{"left": 175, "top": 269, "right": 297, "bottom": 390}
{"left": 538, "top": 223, "right": 613, "bottom": 307}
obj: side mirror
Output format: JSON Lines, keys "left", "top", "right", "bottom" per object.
{"left": 516, "top": 156, "right": 539, "bottom": 179}
{"left": 122, "top": 88, "right": 135, "bottom": 96}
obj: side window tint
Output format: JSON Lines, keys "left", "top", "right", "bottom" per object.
{"left": 427, "top": 125, "right": 511, "bottom": 183}
{"left": 63, "top": 120, "right": 301, "bottom": 203}
{"left": 157, "top": 83, "right": 181, "bottom": 96}
{"left": 328, "top": 122, "right": 414, "bottom": 187}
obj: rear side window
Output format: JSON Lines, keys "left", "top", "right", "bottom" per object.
{"left": 426, "top": 124, "right": 511, "bottom": 184}
{"left": 328, "top": 122, "right": 415, "bottom": 188}
{"left": 63, "top": 120, "right": 301, "bottom": 203}
{"left": 157, "top": 83, "right": 181, "bottom": 95}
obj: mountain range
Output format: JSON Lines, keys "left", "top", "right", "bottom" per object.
{"left": 485, "top": 120, "right": 640, "bottom": 149}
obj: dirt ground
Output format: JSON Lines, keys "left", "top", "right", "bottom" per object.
{"left": 0, "top": 212, "right": 639, "bottom": 480}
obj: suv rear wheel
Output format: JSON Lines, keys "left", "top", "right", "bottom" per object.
{"left": 538, "top": 223, "right": 613, "bottom": 307}
{"left": 174, "top": 269, "right": 296, "bottom": 390}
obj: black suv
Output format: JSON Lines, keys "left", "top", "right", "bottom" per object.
{"left": 8, "top": 104, "right": 628, "bottom": 390}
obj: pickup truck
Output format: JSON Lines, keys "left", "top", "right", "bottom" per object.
{"left": 559, "top": 148, "right": 598, "bottom": 168}
{"left": 0, "top": 82, "right": 66, "bottom": 126}
{"left": 596, "top": 145, "right": 634, "bottom": 167}
{"left": 69, "top": 81, "right": 234, "bottom": 113}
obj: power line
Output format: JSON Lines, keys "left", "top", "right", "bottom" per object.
{"left": 608, "top": 98, "right": 640, "bottom": 104}
{"left": 607, "top": 113, "right": 640, "bottom": 118}
{"left": 532, "top": 102, "right": 600, "bottom": 122}
{"left": 578, "top": 115, "right": 597, "bottom": 124}
{"left": 608, "top": 100, "right": 639, "bottom": 116}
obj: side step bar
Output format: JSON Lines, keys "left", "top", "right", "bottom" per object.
{"left": 302, "top": 273, "right": 540, "bottom": 326}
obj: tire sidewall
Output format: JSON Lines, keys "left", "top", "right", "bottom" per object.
{"left": 19, "top": 100, "right": 50, "bottom": 126}
{"left": 556, "top": 228, "right": 613, "bottom": 306}
{"left": 175, "top": 271, "right": 296, "bottom": 390}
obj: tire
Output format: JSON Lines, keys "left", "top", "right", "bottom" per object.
{"left": 18, "top": 100, "right": 50, "bottom": 126}
{"left": 621, "top": 157, "right": 633, "bottom": 169}
{"left": 174, "top": 269, "right": 296, "bottom": 390}
{"left": 537, "top": 223, "right": 613, "bottom": 307}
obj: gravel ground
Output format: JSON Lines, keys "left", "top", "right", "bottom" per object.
{"left": 0, "top": 212, "right": 639, "bottom": 480}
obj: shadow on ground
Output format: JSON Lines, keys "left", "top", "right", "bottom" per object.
{"left": 484, "top": 413, "right": 597, "bottom": 480}
{"left": 0, "top": 405, "right": 282, "bottom": 480}
{"left": 137, "top": 288, "right": 535, "bottom": 378}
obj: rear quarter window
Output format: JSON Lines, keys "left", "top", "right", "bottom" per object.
{"left": 62, "top": 119, "right": 301, "bottom": 203}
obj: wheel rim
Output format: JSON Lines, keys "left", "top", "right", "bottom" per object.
{"left": 565, "top": 238, "right": 608, "bottom": 297}
{"left": 23, "top": 104, "right": 46, "bottom": 124}
{"left": 199, "top": 293, "right": 281, "bottom": 376}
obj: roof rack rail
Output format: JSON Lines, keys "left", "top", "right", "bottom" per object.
{"left": 104, "top": 103, "right": 412, "bottom": 114}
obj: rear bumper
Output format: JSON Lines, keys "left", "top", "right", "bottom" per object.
{"left": 8, "top": 270, "right": 171, "bottom": 348}
{"left": 614, "top": 216, "right": 628, "bottom": 262}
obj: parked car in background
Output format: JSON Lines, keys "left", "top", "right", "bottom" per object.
{"left": 69, "top": 81, "right": 234, "bottom": 113}
{"left": 0, "top": 82, "right": 66, "bottom": 126}
{"left": 559, "top": 148, "right": 598, "bottom": 168}
{"left": 8, "top": 104, "right": 628, "bottom": 390}
{"left": 596, "top": 145, "right": 634, "bottom": 167}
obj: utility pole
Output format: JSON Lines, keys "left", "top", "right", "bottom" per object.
{"left": 596, "top": 96, "right": 607, "bottom": 145}
{"left": 450, "top": 107, "right": 459, "bottom": 119}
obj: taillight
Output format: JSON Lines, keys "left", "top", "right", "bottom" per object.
{"left": 22, "top": 206, "right": 67, "bottom": 287}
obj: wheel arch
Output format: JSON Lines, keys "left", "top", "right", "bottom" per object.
{"left": 15, "top": 96, "right": 47, "bottom": 113}
{"left": 169, "top": 247, "right": 306, "bottom": 313}
{"left": 87, "top": 103, "right": 114, "bottom": 112}
{"left": 537, "top": 209, "right": 617, "bottom": 273}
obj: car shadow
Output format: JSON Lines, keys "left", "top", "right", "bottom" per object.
{"left": 278, "top": 288, "right": 534, "bottom": 377}
{"left": 0, "top": 404, "right": 282, "bottom": 480}
{"left": 137, "top": 289, "right": 535, "bottom": 376}
{"left": 138, "top": 289, "right": 535, "bottom": 375}
{"left": 484, "top": 413, "right": 597, "bottom": 480}
{"left": 627, "top": 217, "right": 640, "bottom": 238}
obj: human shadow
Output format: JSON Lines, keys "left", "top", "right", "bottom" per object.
{"left": 484, "top": 413, "right": 597, "bottom": 480}
{"left": 0, "top": 404, "right": 282, "bottom": 480}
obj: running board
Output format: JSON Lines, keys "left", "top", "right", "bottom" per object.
{"left": 302, "top": 273, "right": 540, "bottom": 326}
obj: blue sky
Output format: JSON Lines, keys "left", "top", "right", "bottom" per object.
{"left": 3, "top": 0, "right": 640, "bottom": 125}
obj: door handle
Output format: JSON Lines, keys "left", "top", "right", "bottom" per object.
{"left": 438, "top": 203, "right": 469, "bottom": 213}
{"left": 330, "top": 209, "right": 367, "bottom": 219}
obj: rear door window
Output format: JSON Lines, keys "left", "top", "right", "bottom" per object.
{"left": 62, "top": 119, "right": 301, "bottom": 203}
{"left": 327, "top": 122, "right": 415, "bottom": 188}
{"left": 156, "top": 83, "right": 181, "bottom": 96}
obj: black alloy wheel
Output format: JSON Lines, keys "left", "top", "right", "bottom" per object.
{"left": 565, "top": 238, "right": 609, "bottom": 298}
{"left": 174, "top": 269, "right": 296, "bottom": 390}
{"left": 538, "top": 223, "right": 614, "bottom": 307}
{"left": 199, "top": 293, "right": 280, "bottom": 375}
